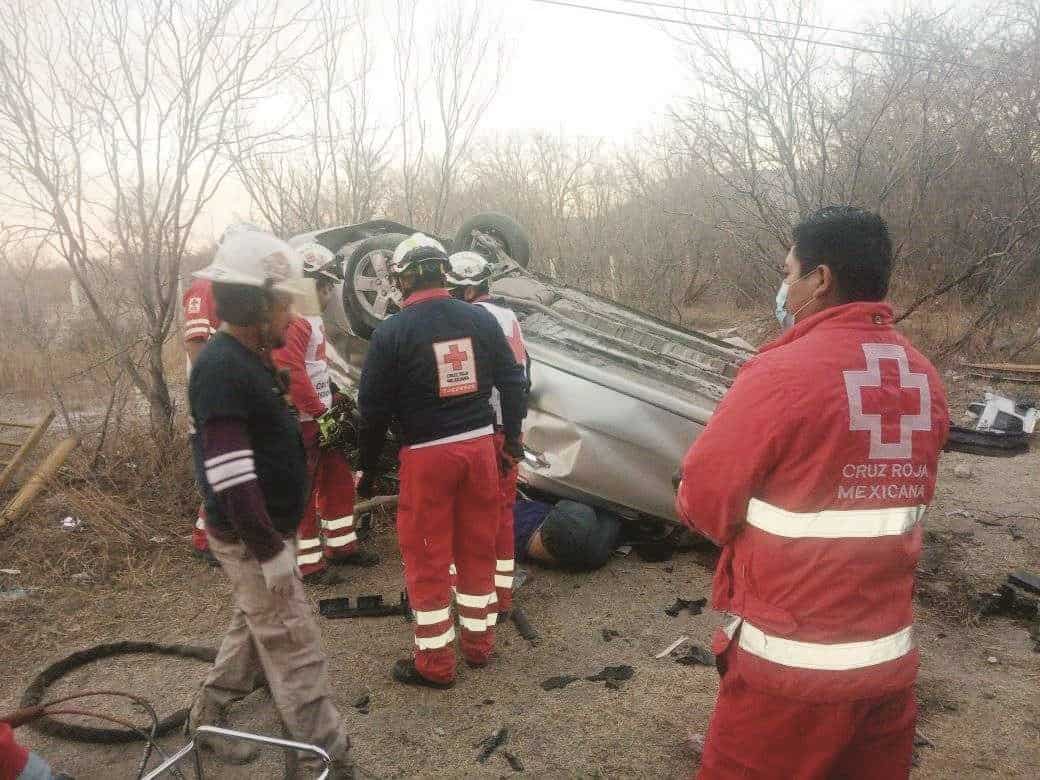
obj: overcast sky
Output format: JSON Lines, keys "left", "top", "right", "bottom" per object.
{"left": 200, "top": 0, "right": 969, "bottom": 238}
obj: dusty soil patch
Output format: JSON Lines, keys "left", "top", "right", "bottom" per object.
{"left": 2, "top": 388, "right": 1039, "bottom": 778}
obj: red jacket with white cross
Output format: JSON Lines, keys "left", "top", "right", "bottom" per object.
{"left": 677, "top": 302, "right": 949, "bottom": 702}
{"left": 271, "top": 315, "right": 333, "bottom": 422}
{"left": 182, "top": 278, "right": 220, "bottom": 344}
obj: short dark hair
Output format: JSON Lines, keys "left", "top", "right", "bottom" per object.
{"left": 213, "top": 282, "right": 269, "bottom": 325}
{"left": 792, "top": 206, "right": 892, "bottom": 302}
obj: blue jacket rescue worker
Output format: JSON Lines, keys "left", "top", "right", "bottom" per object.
{"left": 446, "top": 250, "right": 530, "bottom": 620}
{"left": 356, "top": 233, "right": 527, "bottom": 689}
{"left": 186, "top": 230, "right": 355, "bottom": 778}
{"left": 676, "top": 207, "right": 950, "bottom": 779}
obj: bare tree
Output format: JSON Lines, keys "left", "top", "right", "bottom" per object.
{"left": 234, "top": 0, "right": 391, "bottom": 235}
{"left": 0, "top": 0, "right": 307, "bottom": 433}
{"left": 428, "top": 0, "right": 506, "bottom": 232}
{"left": 388, "top": 0, "right": 428, "bottom": 225}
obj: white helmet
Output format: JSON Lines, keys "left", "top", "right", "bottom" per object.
{"left": 298, "top": 242, "right": 339, "bottom": 283}
{"left": 194, "top": 230, "right": 304, "bottom": 295}
{"left": 446, "top": 251, "right": 492, "bottom": 287}
{"left": 217, "top": 221, "right": 264, "bottom": 246}
{"left": 390, "top": 233, "right": 447, "bottom": 275}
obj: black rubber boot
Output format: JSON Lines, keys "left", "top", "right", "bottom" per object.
{"left": 392, "top": 658, "right": 455, "bottom": 689}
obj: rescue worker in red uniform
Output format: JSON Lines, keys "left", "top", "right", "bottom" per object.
{"left": 273, "top": 243, "right": 378, "bottom": 583}
{"left": 446, "top": 251, "right": 530, "bottom": 621}
{"left": 183, "top": 275, "right": 221, "bottom": 562}
{"left": 677, "top": 206, "right": 950, "bottom": 779}
{"left": 356, "top": 234, "right": 527, "bottom": 689}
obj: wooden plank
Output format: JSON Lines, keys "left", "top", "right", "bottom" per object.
{"left": 0, "top": 437, "right": 78, "bottom": 528}
{"left": 0, "top": 421, "right": 37, "bottom": 429}
{"left": 964, "top": 361, "right": 1040, "bottom": 373}
{"left": 0, "top": 411, "right": 56, "bottom": 494}
{"left": 968, "top": 371, "right": 1040, "bottom": 385}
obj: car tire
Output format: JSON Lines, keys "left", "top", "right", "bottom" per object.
{"left": 342, "top": 233, "right": 408, "bottom": 340}
{"left": 453, "top": 212, "right": 532, "bottom": 268}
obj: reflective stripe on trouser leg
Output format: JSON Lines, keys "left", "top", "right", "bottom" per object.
{"left": 495, "top": 445, "right": 517, "bottom": 613}
{"left": 454, "top": 435, "right": 500, "bottom": 663}
{"left": 315, "top": 447, "right": 359, "bottom": 559}
{"left": 297, "top": 423, "right": 328, "bottom": 575}
{"left": 397, "top": 444, "right": 462, "bottom": 684}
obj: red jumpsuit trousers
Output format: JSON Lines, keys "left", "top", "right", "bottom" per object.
{"left": 398, "top": 434, "right": 499, "bottom": 684}
{"left": 295, "top": 421, "right": 358, "bottom": 577}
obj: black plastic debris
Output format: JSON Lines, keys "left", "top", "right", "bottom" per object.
{"left": 665, "top": 597, "right": 708, "bottom": 618}
{"left": 1010, "top": 571, "right": 1040, "bottom": 594}
{"left": 319, "top": 592, "right": 412, "bottom": 620}
{"left": 503, "top": 751, "right": 524, "bottom": 772}
{"left": 601, "top": 628, "right": 621, "bottom": 642}
{"left": 675, "top": 645, "right": 716, "bottom": 667}
{"left": 476, "top": 728, "right": 509, "bottom": 763}
{"left": 353, "top": 694, "right": 370, "bottom": 715}
{"left": 586, "top": 665, "right": 635, "bottom": 683}
{"left": 541, "top": 675, "right": 580, "bottom": 691}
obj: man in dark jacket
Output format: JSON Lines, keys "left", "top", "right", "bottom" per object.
{"left": 357, "top": 233, "right": 527, "bottom": 688}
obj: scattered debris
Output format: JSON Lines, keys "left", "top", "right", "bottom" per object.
{"left": 319, "top": 592, "right": 411, "bottom": 620}
{"left": 674, "top": 645, "right": 716, "bottom": 667}
{"left": 634, "top": 541, "right": 673, "bottom": 562}
{"left": 148, "top": 536, "right": 167, "bottom": 543}
{"left": 615, "top": 545, "right": 632, "bottom": 556}
{"left": 586, "top": 665, "right": 635, "bottom": 684}
{"left": 482, "top": 698, "right": 494, "bottom": 705}
{"left": 945, "top": 425, "right": 1029, "bottom": 457}
{"left": 965, "top": 392, "right": 1038, "bottom": 433}
{"left": 433, "top": 727, "right": 446, "bottom": 737}
{"left": 665, "top": 597, "right": 707, "bottom": 617}
{"left": 1010, "top": 572, "right": 1040, "bottom": 594}
{"left": 913, "top": 731, "right": 934, "bottom": 748}
{"left": 353, "top": 694, "right": 370, "bottom": 715}
{"left": 655, "top": 636, "right": 690, "bottom": 659}
{"left": 70, "top": 572, "right": 93, "bottom": 583}
{"left": 511, "top": 607, "right": 540, "bottom": 644}
{"left": 476, "top": 728, "right": 509, "bottom": 764}
{"left": 0, "top": 585, "right": 31, "bottom": 601}
{"left": 601, "top": 628, "right": 620, "bottom": 642}
{"left": 946, "top": 509, "right": 973, "bottom": 519}
{"left": 1009, "top": 524, "right": 1025, "bottom": 541}
{"left": 0, "top": 569, "right": 20, "bottom": 576}
{"left": 953, "top": 464, "right": 973, "bottom": 479}
{"left": 503, "top": 750, "right": 524, "bottom": 772}
{"left": 687, "top": 732, "right": 705, "bottom": 757}
{"left": 541, "top": 675, "right": 580, "bottom": 691}
{"left": 987, "top": 656, "right": 998, "bottom": 664}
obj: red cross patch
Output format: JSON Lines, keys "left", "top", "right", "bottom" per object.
{"left": 187, "top": 296, "right": 202, "bottom": 315}
{"left": 843, "top": 344, "right": 932, "bottom": 460}
{"left": 433, "top": 338, "right": 478, "bottom": 397}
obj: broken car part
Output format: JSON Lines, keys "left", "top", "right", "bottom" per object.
{"left": 943, "top": 426, "right": 1029, "bottom": 457}
{"left": 319, "top": 592, "right": 412, "bottom": 621}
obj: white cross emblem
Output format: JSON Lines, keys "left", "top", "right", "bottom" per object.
{"left": 843, "top": 344, "right": 931, "bottom": 460}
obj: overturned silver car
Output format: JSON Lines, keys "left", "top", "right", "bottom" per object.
{"left": 290, "top": 214, "right": 752, "bottom": 527}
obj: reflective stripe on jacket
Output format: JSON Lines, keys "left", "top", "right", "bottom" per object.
{"left": 677, "top": 302, "right": 949, "bottom": 702}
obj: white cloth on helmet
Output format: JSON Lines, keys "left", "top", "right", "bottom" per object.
{"left": 446, "top": 251, "right": 491, "bottom": 286}
{"left": 391, "top": 233, "right": 446, "bottom": 273}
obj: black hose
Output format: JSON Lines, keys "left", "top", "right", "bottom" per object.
{"left": 19, "top": 642, "right": 217, "bottom": 744}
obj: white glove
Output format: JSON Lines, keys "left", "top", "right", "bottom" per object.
{"left": 259, "top": 544, "right": 299, "bottom": 598}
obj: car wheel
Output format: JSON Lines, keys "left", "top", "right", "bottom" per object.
{"left": 342, "top": 233, "right": 407, "bottom": 340}
{"left": 453, "top": 212, "right": 532, "bottom": 268}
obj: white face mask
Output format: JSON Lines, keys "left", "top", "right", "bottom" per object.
{"left": 774, "top": 269, "right": 819, "bottom": 331}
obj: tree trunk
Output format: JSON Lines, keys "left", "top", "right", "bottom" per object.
{"left": 146, "top": 338, "right": 175, "bottom": 436}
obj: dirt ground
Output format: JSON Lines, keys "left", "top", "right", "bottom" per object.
{"left": 1, "top": 382, "right": 1039, "bottom": 779}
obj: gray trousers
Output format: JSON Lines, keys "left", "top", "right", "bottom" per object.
{"left": 203, "top": 533, "right": 349, "bottom": 763}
